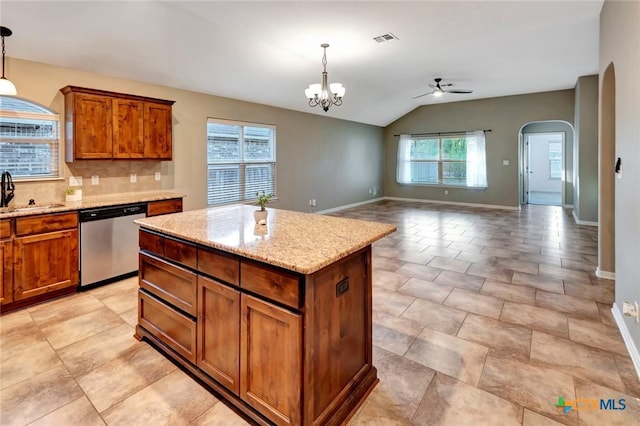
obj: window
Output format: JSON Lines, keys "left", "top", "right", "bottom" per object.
{"left": 206, "top": 119, "right": 276, "bottom": 206}
{"left": 0, "top": 96, "right": 61, "bottom": 180}
{"left": 548, "top": 141, "right": 562, "bottom": 179}
{"left": 396, "top": 131, "right": 487, "bottom": 188}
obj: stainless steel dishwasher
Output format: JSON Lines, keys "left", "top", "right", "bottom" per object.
{"left": 79, "top": 203, "right": 147, "bottom": 288}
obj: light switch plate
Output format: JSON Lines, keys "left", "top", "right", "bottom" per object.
{"left": 69, "top": 176, "right": 83, "bottom": 186}
{"left": 502, "top": 160, "right": 510, "bottom": 166}
{"left": 130, "top": 174, "right": 137, "bottom": 183}
{"left": 155, "top": 172, "right": 161, "bottom": 181}
{"left": 91, "top": 175, "right": 99, "bottom": 185}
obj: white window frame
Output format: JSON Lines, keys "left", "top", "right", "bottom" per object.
{"left": 0, "top": 96, "right": 62, "bottom": 181}
{"left": 206, "top": 118, "right": 276, "bottom": 206}
{"left": 396, "top": 131, "right": 487, "bottom": 189}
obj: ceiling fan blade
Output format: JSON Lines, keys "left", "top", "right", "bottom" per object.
{"left": 444, "top": 89, "right": 473, "bottom": 94}
{"left": 412, "top": 91, "right": 434, "bottom": 99}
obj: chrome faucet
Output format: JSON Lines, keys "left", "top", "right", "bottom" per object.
{"left": 1, "top": 171, "right": 15, "bottom": 207}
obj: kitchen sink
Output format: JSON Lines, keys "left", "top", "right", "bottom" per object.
{"left": 1, "top": 203, "right": 66, "bottom": 213}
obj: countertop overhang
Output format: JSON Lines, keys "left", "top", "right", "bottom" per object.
{"left": 0, "top": 191, "right": 186, "bottom": 219}
{"left": 135, "top": 205, "right": 396, "bottom": 275}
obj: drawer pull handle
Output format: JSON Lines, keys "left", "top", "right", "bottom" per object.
{"left": 336, "top": 278, "right": 349, "bottom": 297}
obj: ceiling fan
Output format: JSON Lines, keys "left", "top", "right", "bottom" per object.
{"left": 413, "top": 78, "right": 473, "bottom": 99}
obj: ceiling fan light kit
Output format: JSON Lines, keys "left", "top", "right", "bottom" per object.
{"left": 0, "top": 26, "right": 17, "bottom": 96}
{"left": 413, "top": 77, "right": 472, "bottom": 99}
{"left": 305, "top": 43, "right": 345, "bottom": 112}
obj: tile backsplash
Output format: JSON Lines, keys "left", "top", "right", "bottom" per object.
{"left": 10, "top": 160, "right": 162, "bottom": 206}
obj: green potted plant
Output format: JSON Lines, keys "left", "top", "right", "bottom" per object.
{"left": 64, "top": 187, "right": 82, "bottom": 202}
{"left": 254, "top": 190, "right": 273, "bottom": 223}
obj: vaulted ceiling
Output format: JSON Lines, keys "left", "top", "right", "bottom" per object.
{"left": 1, "top": 1, "right": 603, "bottom": 126}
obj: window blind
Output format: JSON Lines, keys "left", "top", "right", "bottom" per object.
{"left": 206, "top": 119, "right": 276, "bottom": 206}
{"left": 0, "top": 97, "right": 61, "bottom": 180}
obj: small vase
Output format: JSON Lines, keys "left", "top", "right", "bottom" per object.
{"left": 254, "top": 209, "right": 268, "bottom": 223}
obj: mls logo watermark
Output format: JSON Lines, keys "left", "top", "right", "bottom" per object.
{"left": 555, "top": 396, "right": 627, "bottom": 413}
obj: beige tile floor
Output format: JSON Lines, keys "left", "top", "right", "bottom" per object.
{"left": 1, "top": 200, "right": 639, "bottom": 425}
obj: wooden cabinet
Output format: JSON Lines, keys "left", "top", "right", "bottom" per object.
{"left": 61, "top": 86, "right": 174, "bottom": 161}
{"left": 144, "top": 102, "right": 172, "bottom": 159}
{"left": 13, "top": 212, "right": 79, "bottom": 301}
{"left": 67, "top": 92, "right": 113, "bottom": 159}
{"left": 0, "top": 219, "right": 13, "bottom": 305}
{"left": 240, "top": 294, "right": 301, "bottom": 426}
{"left": 113, "top": 98, "right": 144, "bottom": 159}
{"left": 136, "top": 229, "right": 376, "bottom": 426}
{"left": 197, "top": 275, "right": 240, "bottom": 395}
{"left": 147, "top": 198, "right": 183, "bottom": 217}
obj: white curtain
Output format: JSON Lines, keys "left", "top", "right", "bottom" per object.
{"left": 396, "top": 134, "right": 412, "bottom": 184}
{"left": 466, "top": 130, "right": 488, "bottom": 188}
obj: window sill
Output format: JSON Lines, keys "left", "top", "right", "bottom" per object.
{"left": 397, "top": 183, "right": 487, "bottom": 190}
{"left": 11, "top": 176, "right": 65, "bottom": 183}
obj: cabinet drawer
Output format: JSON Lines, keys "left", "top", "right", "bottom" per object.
{"left": 198, "top": 247, "right": 239, "bottom": 286}
{"left": 147, "top": 199, "right": 182, "bottom": 217}
{"left": 241, "top": 261, "right": 300, "bottom": 309}
{"left": 139, "top": 229, "right": 164, "bottom": 256}
{"left": 16, "top": 212, "right": 78, "bottom": 236}
{"left": 165, "top": 237, "right": 196, "bottom": 269}
{"left": 139, "top": 253, "right": 197, "bottom": 315}
{"left": 139, "top": 290, "right": 196, "bottom": 363}
{"left": 0, "top": 220, "right": 10, "bottom": 239}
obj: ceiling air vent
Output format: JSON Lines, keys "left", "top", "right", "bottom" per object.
{"left": 373, "top": 33, "right": 399, "bottom": 43}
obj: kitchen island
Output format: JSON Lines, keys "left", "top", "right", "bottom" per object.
{"left": 134, "top": 205, "right": 395, "bottom": 426}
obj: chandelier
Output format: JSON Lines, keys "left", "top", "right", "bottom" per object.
{"left": 304, "top": 43, "right": 345, "bottom": 112}
{"left": 0, "top": 26, "right": 17, "bottom": 96}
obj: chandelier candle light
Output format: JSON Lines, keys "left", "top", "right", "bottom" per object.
{"left": 0, "top": 26, "right": 17, "bottom": 96}
{"left": 305, "top": 43, "right": 345, "bottom": 112}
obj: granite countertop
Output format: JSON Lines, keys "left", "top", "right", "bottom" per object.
{"left": 135, "top": 205, "right": 396, "bottom": 274}
{"left": 0, "top": 190, "right": 186, "bottom": 219}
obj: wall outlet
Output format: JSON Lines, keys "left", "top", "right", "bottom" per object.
{"left": 623, "top": 301, "right": 640, "bottom": 323}
{"left": 155, "top": 172, "right": 161, "bottom": 181}
{"left": 69, "top": 176, "right": 83, "bottom": 186}
{"left": 444, "top": 190, "right": 449, "bottom": 195}
{"left": 130, "top": 173, "right": 137, "bottom": 183}
{"left": 91, "top": 175, "right": 99, "bottom": 185}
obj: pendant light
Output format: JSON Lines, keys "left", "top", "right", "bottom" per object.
{"left": 304, "top": 44, "right": 345, "bottom": 112}
{"left": 0, "top": 26, "right": 17, "bottom": 96}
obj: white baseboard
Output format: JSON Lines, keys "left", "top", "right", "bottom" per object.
{"left": 316, "top": 197, "right": 384, "bottom": 214}
{"left": 572, "top": 210, "right": 598, "bottom": 227}
{"left": 595, "top": 267, "right": 615, "bottom": 280}
{"left": 611, "top": 303, "right": 640, "bottom": 382}
{"left": 383, "top": 196, "right": 519, "bottom": 211}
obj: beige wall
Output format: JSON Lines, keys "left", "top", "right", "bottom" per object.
{"left": 600, "top": 0, "right": 640, "bottom": 352}
{"left": 6, "top": 58, "right": 384, "bottom": 212}
{"left": 383, "top": 91, "right": 575, "bottom": 207}
{"left": 573, "top": 75, "right": 599, "bottom": 223}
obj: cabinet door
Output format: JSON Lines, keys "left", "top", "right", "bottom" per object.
{"left": 13, "top": 230, "right": 79, "bottom": 300}
{"left": 144, "top": 102, "right": 172, "bottom": 159}
{"left": 240, "top": 295, "right": 301, "bottom": 426}
{"left": 197, "top": 276, "right": 240, "bottom": 395}
{"left": 0, "top": 239, "right": 12, "bottom": 305}
{"left": 74, "top": 93, "right": 113, "bottom": 159}
{"left": 113, "top": 98, "right": 144, "bottom": 158}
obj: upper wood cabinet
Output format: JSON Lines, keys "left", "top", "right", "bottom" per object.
{"left": 61, "top": 86, "right": 174, "bottom": 161}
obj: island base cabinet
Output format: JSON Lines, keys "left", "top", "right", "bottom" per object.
{"left": 197, "top": 276, "right": 240, "bottom": 395}
{"left": 138, "top": 291, "right": 196, "bottom": 363}
{"left": 240, "top": 294, "right": 302, "bottom": 426}
{"left": 13, "top": 230, "right": 79, "bottom": 300}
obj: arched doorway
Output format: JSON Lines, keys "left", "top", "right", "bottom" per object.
{"left": 518, "top": 121, "right": 575, "bottom": 207}
{"left": 597, "top": 63, "right": 615, "bottom": 279}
